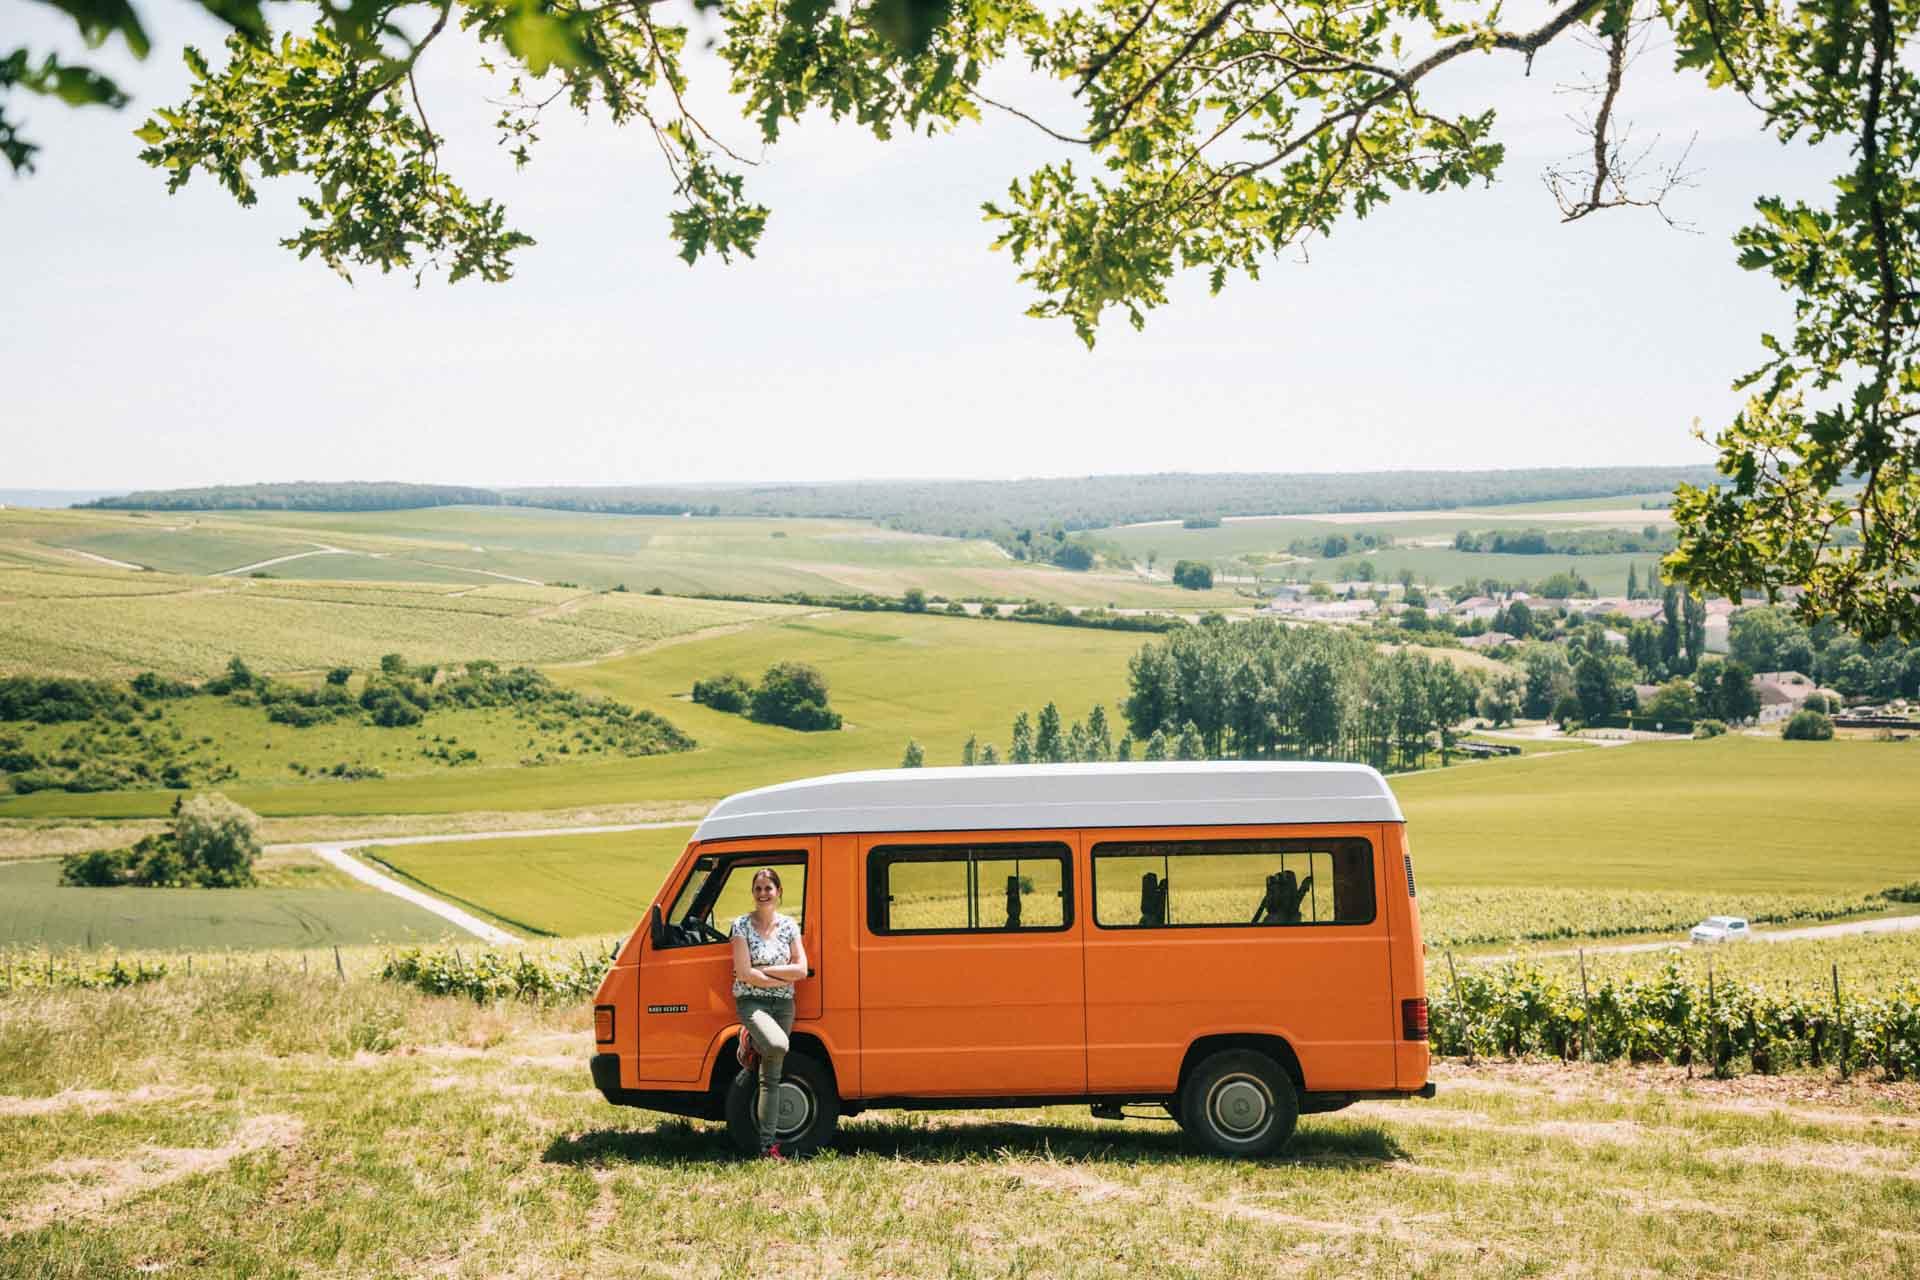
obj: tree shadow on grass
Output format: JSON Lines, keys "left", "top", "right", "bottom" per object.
{"left": 543, "top": 1114, "right": 1407, "bottom": 1169}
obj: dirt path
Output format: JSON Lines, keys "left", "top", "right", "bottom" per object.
{"left": 291, "top": 821, "right": 701, "bottom": 944}
{"left": 216, "top": 543, "right": 354, "bottom": 577}
{"left": 57, "top": 548, "right": 146, "bottom": 571}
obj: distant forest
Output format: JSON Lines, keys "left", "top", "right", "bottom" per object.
{"left": 82, "top": 482, "right": 503, "bottom": 512}
{"left": 79, "top": 468, "right": 1719, "bottom": 536}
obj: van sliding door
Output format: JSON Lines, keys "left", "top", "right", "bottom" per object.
{"left": 856, "top": 833, "right": 1086, "bottom": 1098}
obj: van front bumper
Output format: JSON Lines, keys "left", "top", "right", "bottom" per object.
{"left": 590, "top": 1053, "right": 722, "bottom": 1120}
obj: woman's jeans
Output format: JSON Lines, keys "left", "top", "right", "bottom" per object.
{"left": 736, "top": 994, "right": 795, "bottom": 1148}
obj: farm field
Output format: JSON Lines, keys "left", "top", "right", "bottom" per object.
{"left": 3, "top": 610, "right": 1152, "bottom": 819}
{"left": 1, "top": 972, "right": 1915, "bottom": 1277}
{"left": 1, "top": 507, "right": 1250, "bottom": 608}
{"left": 0, "top": 858, "right": 458, "bottom": 950}
{"left": 1098, "top": 497, "right": 1674, "bottom": 594}
{"left": 1500, "top": 928, "right": 1920, "bottom": 998}
{"left": 0, "top": 568, "right": 810, "bottom": 679}
{"left": 1393, "top": 735, "right": 1920, "bottom": 894}
{"left": 362, "top": 827, "right": 694, "bottom": 938}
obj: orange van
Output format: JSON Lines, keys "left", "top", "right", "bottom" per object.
{"left": 590, "top": 761, "right": 1433, "bottom": 1156}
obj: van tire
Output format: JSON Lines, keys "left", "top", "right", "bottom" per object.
{"left": 724, "top": 1050, "right": 839, "bottom": 1156}
{"left": 1178, "top": 1049, "right": 1298, "bottom": 1157}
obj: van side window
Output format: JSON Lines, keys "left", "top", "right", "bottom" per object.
{"left": 1092, "top": 839, "right": 1374, "bottom": 929}
{"left": 662, "top": 853, "right": 806, "bottom": 947}
{"left": 868, "top": 843, "right": 1071, "bottom": 935}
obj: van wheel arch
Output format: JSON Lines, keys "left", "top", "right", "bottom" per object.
{"left": 1177, "top": 1034, "right": 1305, "bottom": 1100}
{"left": 706, "top": 1030, "right": 843, "bottom": 1123}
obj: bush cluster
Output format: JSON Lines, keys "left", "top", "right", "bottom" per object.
{"left": 1433, "top": 959, "right": 1920, "bottom": 1080}
{"left": 379, "top": 944, "right": 615, "bottom": 1004}
{"left": 1692, "top": 718, "right": 1728, "bottom": 738}
{"left": 0, "top": 675, "right": 136, "bottom": 724}
{"left": 691, "top": 672, "right": 753, "bottom": 713}
{"left": 59, "top": 793, "right": 262, "bottom": 888}
{"left": 695, "top": 663, "right": 842, "bottom": 731}
{"left": 0, "top": 951, "right": 168, "bottom": 992}
{"left": 1783, "top": 709, "right": 1836, "bottom": 740}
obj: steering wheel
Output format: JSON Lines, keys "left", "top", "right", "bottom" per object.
{"left": 682, "top": 917, "right": 727, "bottom": 945}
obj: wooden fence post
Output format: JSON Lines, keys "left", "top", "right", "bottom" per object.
{"left": 1712, "top": 959, "right": 1728, "bottom": 1082}
{"left": 1445, "top": 950, "right": 1472, "bottom": 1066}
{"left": 1834, "top": 963, "right": 1849, "bottom": 1081}
{"left": 1578, "top": 949, "right": 1592, "bottom": 1063}
{"left": 334, "top": 945, "right": 345, "bottom": 981}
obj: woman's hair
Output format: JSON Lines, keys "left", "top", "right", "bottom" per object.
{"left": 752, "top": 867, "right": 783, "bottom": 896}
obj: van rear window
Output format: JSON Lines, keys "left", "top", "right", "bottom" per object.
{"left": 868, "top": 843, "right": 1072, "bottom": 935}
{"left": 1092, "top": 838, "right": 1375, "bottom": 929}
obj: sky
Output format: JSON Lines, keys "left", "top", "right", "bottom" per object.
{"left": 0, "top": 1, "right": 1843, "bottom": 491}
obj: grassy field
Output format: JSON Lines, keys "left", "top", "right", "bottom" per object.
{"left": 2, "top": 507, "right": 1252, "bottom": 608}
{"left": 0, "top": 571, "right": 811, "bottom": 679}
{"left": 1499, "top": 928, "right": 1920, "bottom": 998}
{"left": 1, "top": 971, "right": 1915, "bottom": 1277}
{"left": 0, "top": 858, "right": 459, "bottom": 950}
{"left": 1098, "top": 498, "right": 1674, "bottom": 595}
{"left": 1395, "top": 735, "right": 1920, "bottom": 895}
{"left": 363, "top": 828, "right": 694, "bottom": 938}
{"left": 2, "top": 610, "right": 1153, "bottom": 819}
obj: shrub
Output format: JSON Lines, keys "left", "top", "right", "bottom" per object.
{"left": 173, "top": 792, "right": 262, "bottom": 887}
{"left": 203, "top": 656, "right": 257, "bottom": 695}
{"left": 131, "top": 671, "right": 196, "bottom": 698}
{"left": 380, "top": 943, "right": 615, "bottom": 1004}
{"left": 1171, "top": 559, "right": 1214, "bottom": 590}
{"left": 1551, "top": 693, "right": 1583, "bottom": 726}
{"left": 1693, "top": 718, "right": 1728, "bottom": 738}
{"left": 325, "top": 666, "right": 353, "bottom": 686}
{"left": 1802, "top": 691, "right": 1838, "bottom": 714}
{"left": 1880, "top": 882, "right": 1920, "bottom": 904}
{"left": 60, "top": 846, "right": 137, "bottom": 886}
{"left": 691, "top": 672, "right": 754, "bottom": 713}
{"left": 750, "top": 662, "right": 843, "bottom": 731}
{"left": 1783, "top": 709, "right": 1836, "bottom": 740}
{"left": 902, "top": 587, "right": 928, "bottom": 612}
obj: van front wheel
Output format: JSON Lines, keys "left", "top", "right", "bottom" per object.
{"left": 725, "top": 1050, "right": 839, "bottom": 1156}
{"left": 1178, "top": 1050, "right": 1298, "bottom": 1158}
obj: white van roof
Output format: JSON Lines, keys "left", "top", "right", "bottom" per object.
{"left": 693, "top": 761, "right": 1403, "bottom": 842}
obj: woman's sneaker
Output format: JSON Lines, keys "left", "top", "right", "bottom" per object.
{"left": 762, "top": 1143, "right": 785, "bottom": 1161}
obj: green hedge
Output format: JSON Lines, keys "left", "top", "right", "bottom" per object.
{"left": 379, "top": 943, "right": 616, "bottom": 1004}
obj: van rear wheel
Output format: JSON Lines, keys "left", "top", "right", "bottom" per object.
{"left": 725, "top": 1049, "right": 839, "bottom": 1156}
{"left": 1178, "top": 1050, "right": 1298, "bottom": 1158}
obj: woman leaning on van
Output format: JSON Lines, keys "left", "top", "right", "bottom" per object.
{"left": 730, "top": 868, "right": 808, "bottom": 1158}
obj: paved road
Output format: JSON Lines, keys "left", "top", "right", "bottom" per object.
{"left": 1519, "top": 911, "right": 1920, "bottom": 959}
{"left": 284, "top": 822, "right": 699, "bottom": 944}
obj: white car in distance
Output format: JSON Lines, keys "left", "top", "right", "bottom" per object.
{"left": 1690, "top": 915, "right": 1752, "bottom": 945}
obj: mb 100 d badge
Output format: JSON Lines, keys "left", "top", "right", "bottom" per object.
{"left": 646, "top": 1003, "right": 689, "bottom": 1014}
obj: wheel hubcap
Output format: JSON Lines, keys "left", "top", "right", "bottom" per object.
{"left": 1210, "top": 1075, "right": 1272, "bottom": 1137}
{"left": 773, "top": 1080, "right": 814, "bottom": 1138}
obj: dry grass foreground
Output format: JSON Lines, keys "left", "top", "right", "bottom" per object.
{"left": 3, "top": 974, "right": 1918, "bottom": 1278}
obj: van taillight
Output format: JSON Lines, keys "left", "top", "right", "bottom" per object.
{"left": 594, "top": 1005, "right": 616, "bottom": 1044}
{"left": 1401, "top": 998, "right": 1429, "bottom": 1041}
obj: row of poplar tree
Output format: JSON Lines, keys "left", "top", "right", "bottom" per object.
{"left": 933, "top": 622, "right": 1481, "bottom": 773}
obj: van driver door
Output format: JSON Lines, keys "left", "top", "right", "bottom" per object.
{"left": 636, "top": 840, "right": 820, "bottom": 1082}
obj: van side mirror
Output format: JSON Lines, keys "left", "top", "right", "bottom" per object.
{"left": 649, "top": 904, "right": 667, "bottom": 950}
